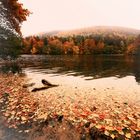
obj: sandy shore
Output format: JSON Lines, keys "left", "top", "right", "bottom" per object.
{"left": 0, "top": 73, "right": 140, "bottom": 139}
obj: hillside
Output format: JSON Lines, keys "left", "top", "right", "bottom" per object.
{"left": 38, "top": 26, "right": 140, "bottom": 37}
{"left": 23, "top": 26, "right": 140, "bottom": 55}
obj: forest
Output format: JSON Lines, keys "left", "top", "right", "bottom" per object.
{"left": 22, "top": 33, "right": 140, "bottom": 55}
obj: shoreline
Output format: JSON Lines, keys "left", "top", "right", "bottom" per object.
{"left": 0, "top": 73, "right": 140, "bottom": 139}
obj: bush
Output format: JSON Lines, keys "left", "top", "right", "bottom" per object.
{"left": 0, "top": 36, "right": 22, "bottom": 60}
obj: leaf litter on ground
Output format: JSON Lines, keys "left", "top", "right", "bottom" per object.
{"left": 0, "top": 73, "right": 140, "bottom": 139}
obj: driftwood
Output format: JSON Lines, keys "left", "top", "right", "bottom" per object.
{"left": 31, "top": 79, "right": 59, "bottom": 92}
{"left": 31, "top": 87, "right": 49, "bottom": 92}
{"left": 42, "top": 79, "right": 59, "bottom": 87}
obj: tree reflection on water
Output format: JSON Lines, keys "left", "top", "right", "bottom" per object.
{"left": 17, "top": 55, "right": 140, "bottom": 84}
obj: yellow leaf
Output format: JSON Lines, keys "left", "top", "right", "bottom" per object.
{"left": 4, "top": 113, "right": 10, "bottom": 117}
{"left": 118, "top": 131, "right": 124, "bottom": 135}
{"left": 11, "top": 111, "right": 16, "bottom": 115}
{"left": 137, "top": 119, "right": 140, "bottom": 128}
{"left": 95, "top": 124, "right": 101, "bottom": 129}
{"left": 111, "top": 134, "right": 115, "bottom": 139}
{"left": 125, "top": 133, "right": 131, "bottom": 139}
{"left": 21, "top": 116, "right": 27, "bottom": 121}
{"left": 104, "top": 130, "right": 109, "bottom": 136}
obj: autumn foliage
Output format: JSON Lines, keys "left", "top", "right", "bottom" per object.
{"left": 22, "top": 34, "right": 140, "bottom": 55}
{"left": 127, "top": 35, "right": 140, "bottom": 55}
{"left": 0, "top": 0, "right": 30, "bottom": 59}
{"left": 1, "top": 0, "right": 30, "bottom": 35}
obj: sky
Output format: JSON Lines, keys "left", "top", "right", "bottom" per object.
{"left": 19, "top": 0, "right": 140, "bottom": 36}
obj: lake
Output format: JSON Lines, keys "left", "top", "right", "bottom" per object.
{"left": 21, "top": 55, "right": 140, "bottom": 83}
{"left": 20, "top": 55, "right": 140, "bottom": 105}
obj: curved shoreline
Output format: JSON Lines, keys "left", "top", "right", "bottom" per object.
{"left": 0, "top": 73, "right": 140, "bottom": 139}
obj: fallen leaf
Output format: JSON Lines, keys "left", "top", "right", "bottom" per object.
{"left": 110, "top": 134, "right": 115, "bottom": 139}
{"left": 21, "top": 116, "right": 27, "bottom": 121}
{"left": 125, "top": 133, "right": 131, "bottom": 139}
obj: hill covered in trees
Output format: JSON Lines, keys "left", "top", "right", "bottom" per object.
{"left": 22, "top": 26, "right": 140, "bottom": 55}
{"left": 38, "top": 26, "right": 140, "bottom": 37}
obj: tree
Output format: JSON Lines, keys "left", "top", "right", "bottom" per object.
{"left": 0, "top": 0, "right": 30, "bottom": 35}
{"left": 63, "top": 41, "right": 74, "bottom": 54}
{"left": 126, "top": 35, "right": 140, "bottom": 55}
{"left": 96, "top": 41, "right": 104, "bottom": 53}
{"left": 48, "top": 38, "right": 63, "bottom": 54}
{"left": 83, "top": 38, "right": 96, "bottom": 54}
{"left": 134, "top": 35, "right": 140, "bottom": 55}
{"left": 126, "top": 44, "right": 136, "bottom": 55}
{"left": 0, "top": 0, "right": 30, "bottom": 59}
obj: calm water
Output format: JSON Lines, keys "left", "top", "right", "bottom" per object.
{"left": 18, "top": 55, "right": 140, "bottom": 108}
{"left": 21, "top": 55, "right": 140, "bottom": 84}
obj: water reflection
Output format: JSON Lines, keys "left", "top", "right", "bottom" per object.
{"left": 20, "top": 55, "right": 140, "bottom": 84}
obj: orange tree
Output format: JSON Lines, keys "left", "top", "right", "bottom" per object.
{"left": 0, "top": 0, "right": 30, "bottom": 59}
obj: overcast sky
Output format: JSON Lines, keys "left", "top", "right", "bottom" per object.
{"left": 19, "top": 0, "right": 140, "bottom": 36}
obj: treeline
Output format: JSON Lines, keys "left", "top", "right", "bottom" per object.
{"left": 22, "top": 34, "right": 140, "bottom": 55}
